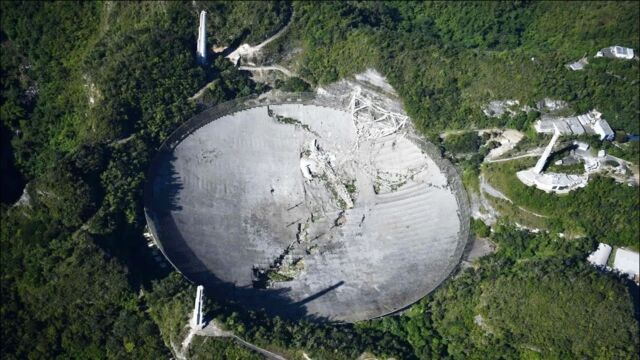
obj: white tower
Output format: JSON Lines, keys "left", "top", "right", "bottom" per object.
{"left": 197, "top": 11, "right": 207, "bottom": 64}
{"left": 190, "top": 285, "right": 204, "bottom": 329}
{"left": 533, "top": 126, "right": 560, "bottom": 175}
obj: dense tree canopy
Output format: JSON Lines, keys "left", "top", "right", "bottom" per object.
{"left": 1, "top": 1, "right": 638, "bottom": 359}
{"left": 369, "top": 227, "right": 639, "bottom": 359}
{"left": 284, "top": 1, "right": 639, "bottom": 134}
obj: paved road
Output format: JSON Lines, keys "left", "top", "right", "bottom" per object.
{"left": 197, "top": 320, "right": 287, "bottom": 359}
{"left": 438, "top": 128, "right": 502, "bottom": 139}
{"left": 484, "top": 150, "right": 543, "bottom": 163}
{"left": 191, "top": 9, "right": 296, "bottom": 101}
{"left": 226, "top": 8, "right": 295, "bottom": 63}
{"left": 232, "top": 336, "right": 288, "bottom": 360}
{"left": 479, "top": 174, "right": 511, "bottom": 202}
{"left": 252, "top": 8, "right": 294, "bottom": 52}
{"left": 189, "top": 79, "right": 218, "bottom": 101}
{"left": 479, "top": 174, "right": 549, "bottom": 219}
{"left": 239, "top": 65, "right": 294, "bottom": 77}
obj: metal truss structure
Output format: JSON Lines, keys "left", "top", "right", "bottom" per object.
{"left": 350, "top": 86, "right": 409, "bottom": 148}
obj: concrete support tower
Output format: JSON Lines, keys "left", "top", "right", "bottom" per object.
{"left": 190, "top": 285, "right": 205, "bottom": 329}
{"left": 533, "top": 126, "right": 560, "bottom": 175}
{"left": 197, "top": 11, "right": 207, "bottom": 65}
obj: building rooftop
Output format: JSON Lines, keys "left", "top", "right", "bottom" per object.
{"left": 567, "top": 57, "right": 589, "bottom": 71}
{"left": 534, "top": 110, "right": 614, "bottom": 141}
{"left": 596, "top": 46, "right": 635, "bottom": 60}
{"left": 587, "top": 243, "right": 612, "bottom": 267}
{"left": 574, "top": 141, "right": 589, "bottom": 151}
{"left": 535, "top": 116, "right": 585, "bottom": 135}
{"left": 612, "top": 248, "right": 640, "bottom": 280}
{"left": 594, "top": 119, "right": 614, "bottom": 140}
{"left": 587, "top": 244, "right": 640, "bottom": 284}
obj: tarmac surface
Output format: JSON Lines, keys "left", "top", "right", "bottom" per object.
{"left": 146, "top": 98, "right": 468, "bottom": 322}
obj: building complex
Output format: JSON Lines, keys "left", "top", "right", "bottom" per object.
{"left": 534, "top": 109, "right": 614, "bottom": 141}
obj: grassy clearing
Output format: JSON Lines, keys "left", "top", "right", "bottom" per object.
{"left": 462, "top": 167, "right": 480, "bottom": 194}
{"left": 545, "top": 161, "right": 584, "bottom": 175}
{"left": 486, "top": 195, "right": 550, "bottom": 230}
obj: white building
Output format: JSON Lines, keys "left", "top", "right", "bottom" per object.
{"left": 566, "top": 57, "right": 589, "bottom": 71}
{"left": 537, "top": 98, "right": 568, "bottom": 112}
{"left": 587, "top": 245, "right": 640, "bottom": 284}
{"left": 593, "top": 119, "right": 614, "bottom": 141}
{"left": 595, "top": 46, "right": 635, "bottom": 60}
{"left": 574, "top": 141, "right": 589, "bottom": 151}
{"left": 196, "top": 11, "right": 207, "bottom": 64}
{"left": 587, "top": 243, "right": 612, "bottom": 267}
{"left": 534, "top": 109, "right": 614, "bottom": 141}
{"left": 612, "top": 248, "right": 640, "bottom": 281}
{"left": 535, "top": 116, "right": 584, "bottom": 136}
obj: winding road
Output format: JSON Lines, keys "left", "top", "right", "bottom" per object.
{"left": 239, "top": 65, "right": 294, "bottom": 77}
{"left": 484, "top": 150, "right": 543, "bottom": 163}
{"left": 190, "top": 8, "right": 296, "bottom": 101}
{"left": 195, "top": 321, "right": 287, "bottom": 359}
{"left": 226, "top": 8, "right": 295, "bottom": 64}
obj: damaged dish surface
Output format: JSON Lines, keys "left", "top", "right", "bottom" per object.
{"left": 146, "top": 88, "right": 469, "bottom": 322}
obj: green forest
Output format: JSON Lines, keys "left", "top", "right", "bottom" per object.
{"left": 1, "top": 1, "right": 638, "bottom": 359}
{"left": 266, "top": 1, "right": 640, "bottom": 136}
